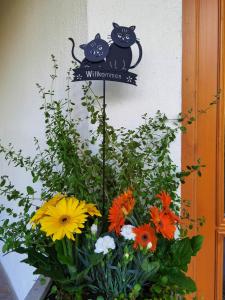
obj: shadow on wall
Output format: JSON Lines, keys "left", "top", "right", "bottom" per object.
{"left": 0, "top": 263, "right": 17, "bottom": 300}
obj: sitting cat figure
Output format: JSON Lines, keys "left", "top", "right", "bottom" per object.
{"left": 106, "top": 22, "right": 142, "bottom": 71}
{"left": 69, "top": 34, "right": 109, "bottom": 68}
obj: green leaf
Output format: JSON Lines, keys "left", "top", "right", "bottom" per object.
{"left": 2, "top": 243, "right": 8, "bottom": 253}
{"left": 141, "top": 260, "right": 160, "bottom": 275}
{"left": 191, "top": 235, "right": 204, "bottom": 256}
{"left": 49, "top": 285, "right": 58, "bottom": 295}
{"left": 160, "top": 275, "right": 168, "bottom": 286}
{"left": 171, "top": 238, "right": 193, "bottom": 270}
{"left": 89, "top": 253, "right": 103, "bottom": 265}
{"left": 168, "top": 269, "right": 197, "bottom": 293}
{"left": 39, "top": 276, "right": 47, "bottom": 285}
{"left": 151, "top": 284, "right": 162, "bottom": 294}
{"left": 14, "top": 247, "right": 27, "bottom": 254}
{"left": 0, "top": 178, "right": 6, "bottom": 187}
{"left": 26, "top": 186, "right": 35, "bottom": 195}
{"left": 57, "top": 254, "right": 74, "bottom": 266}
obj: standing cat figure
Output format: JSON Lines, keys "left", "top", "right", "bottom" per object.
{"left": 106, "top": 23, "right": 142, "bottom": 71}
{"left": 69, "top": 34, "right": 109, "bottom": 68}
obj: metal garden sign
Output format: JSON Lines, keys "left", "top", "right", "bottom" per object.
{"left": 69, "top": 22, "right": 142, "bottom": 214}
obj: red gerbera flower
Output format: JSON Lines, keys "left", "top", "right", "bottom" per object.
{"left": 133, "top": 224, "right": 157, "bottom": 251}
{"left": 150, "top": 206, "right": 177, "bottom": 240}
{"left": 158, "top": 214, "right": 176, "bottom": 239}
{"left": 156, "top": 191, "right": 172, "bottom": 209}
{"left": 108, "top": 205, "right": 125, "bottom": 235}
{"left": 166, "top": 209, "right": 180, "bottom": 224}
{"left": 156, "top": 191, "right": 180, "bottom": 224}
{"left": 108, "top": 189, "right": 135, "bottom": 235}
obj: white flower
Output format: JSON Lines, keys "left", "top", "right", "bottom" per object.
{"left": 91, "top": 224, "right": 98, "bottom": 235}
{"left": 94, "top": 236, "right": 116, "bottom": 255}
{"left": 147, "top": 242, "right": 152, "bottom": 249}
{"left": 120, "top": 225, "right": 136, "bottom": 240}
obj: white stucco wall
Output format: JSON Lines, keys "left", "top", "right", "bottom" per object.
{"left": 87, "top": 0, "right": 182, "bottom": 166}
{"left": 0, "top": 1, "right": 182, "bottom": 299}
{"left": 0, "top": 1, "right": 87, "bottom": 299}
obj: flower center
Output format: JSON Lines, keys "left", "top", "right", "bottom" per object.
{"left": 60, "top": 215, "right": 70, "bottom": 225}
{"left": 141, "top": 234, "right": 149, "bottom": 241}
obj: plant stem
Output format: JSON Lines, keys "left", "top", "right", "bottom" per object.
{"left": 62, "top": 238, "right": 67, "bottom": 256}
{"left": 75, "top": 235, "right": 79, "bottom": 268}
{"left": 66, "top": 238, "right": 73, "bottom": 263}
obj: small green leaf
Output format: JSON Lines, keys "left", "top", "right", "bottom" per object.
{"left": 191, "top": 235, "right": 204, "bottom": 256}
{"left": 39, "top": 276, "right": 47, "bottom": 285}
{"left": 49, "top": 285, "right": 58, "bottom": 295}
{"left": 2, "top": 243, "right": 8, "bottom": 253}
{"left": 26, "top": 186, "right": 35, "bottom": 195}
{"left": 160, "top": 275, "right": 168, "bottom": 286}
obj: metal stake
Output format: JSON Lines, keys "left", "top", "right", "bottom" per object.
{"left": 102, "top": 80, "right": 106, "bottom": 215}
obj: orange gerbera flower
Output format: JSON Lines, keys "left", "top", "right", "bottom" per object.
{"left": 166, "top": 209, "right": 180, "bottom": 224}
{"left": 108, "top": 206, "right": 124, "bottom": 235}
{"left": 156, "top": 191, "right": 172, "bottom": 209}
{"left": 150, "top": 206, "right": 177, "bottom": 239}
{"left": 108, "top": 189, "right": 135, "bottom": 235}
{"left": 156, "top": 191, "right": 180, "bottom": 224}
{"left": 158, "top": 214, "right": 176, "bottom": 239}
{"left": 133, "top": 224, "right": 157, "bottom": 251}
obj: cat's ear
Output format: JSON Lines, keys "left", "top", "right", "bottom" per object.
{"left": 95, "top": 33, "right": 101, "bottom": 39}
{"left": 80, "top": 44, "right": 87, "bottom": 50}
{"left": 129, "top": 25, "right": 136, "bottom": 31}
{"left": 113, "top": 22, "right": 120, "bottom": 29}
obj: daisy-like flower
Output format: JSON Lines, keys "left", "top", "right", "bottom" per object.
{"left": 156, "top": 191, "right": 172, "bottom": 209}
{"left": 108, "top": 189, "right": 135, "bottom": 235}
{"left": 120, "top": 225, "right": 136, "bottom": 240}
{"left": 156, "top": 191, "right": 180, "bottom": 224}
{"left": 30, "top": 193, "right": 65, "bottom": 226}
{"left": 133, "top": 224, "right": 157, "bottom": 251}
{"left": 94, "top": 236, "right": 116, "bottom": 255}
{"left": 150, "top": 206, "right": 176, "bottom": 240}
{"left": 83, "top": 202, "right": 102, "bottom": 217}
{"left": 39, "top": 197, "right": 88, "bottom": 241}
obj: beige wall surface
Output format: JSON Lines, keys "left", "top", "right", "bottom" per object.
{"left": 0, "top": 1, "right": 87, "bottom": 299}
{"left": 87, "top": 0, "right": 182, "bottom": 166}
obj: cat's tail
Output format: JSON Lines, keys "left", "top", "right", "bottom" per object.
{"left": 129, "top": 40, "right": 143, "bottom": 69}
{"left": 68, "top": 38, "right": 82, "bottom": 65}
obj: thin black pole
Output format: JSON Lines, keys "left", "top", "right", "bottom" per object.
{"left": 102, "top": 80, "right": 106, "bottom": 216}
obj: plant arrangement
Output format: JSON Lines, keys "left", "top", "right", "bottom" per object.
{"left": 0, "top": 56, "right": 211, "bottom": 300}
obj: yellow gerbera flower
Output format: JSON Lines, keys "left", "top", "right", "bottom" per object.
{"left": 39, "top": 197, "right": 88, "bottom": 241}
{"left": 30, "top": 193, "right": 64, "bottom": 226}
{"left": 83, "top": 202, "right": 102, "bottom": 217}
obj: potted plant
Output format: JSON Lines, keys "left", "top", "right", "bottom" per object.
{"left": 0, "top": 56, "right": 208, "bottom": 300}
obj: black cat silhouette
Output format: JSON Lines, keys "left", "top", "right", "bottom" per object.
{"left": 69, "top": 34, "right": 109, "bottom": 68}
{"left": 106, "top": 23, "right": 142, "bottom": 71}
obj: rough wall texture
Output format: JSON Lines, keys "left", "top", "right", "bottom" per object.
{"left": 0, "top": 1, "right": 182, "bottom": 299}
